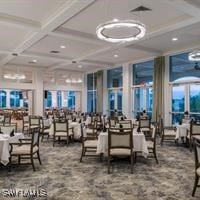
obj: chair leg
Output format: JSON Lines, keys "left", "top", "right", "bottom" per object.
{"left": 154, "top": 149, "right": 159, "bottom": 164}
{"left": 31, "top": 154, "right": 35, "bottom": 171}
{"left": 130, "top": 154, "right": 133, "bottom": 174}
{"left": 37, "top": 151, "right": 42, "bottom": 165}
{"left": 80, "top": 147, "right": 85, "bottom": 162}
{"left": 108, "top": 156, "right": 111, "bottom": 174}
{"left": 160, "top": 135, "right": 164, "bottom": 146}
{"left": 18, "top": 155, "right": 21, "bottom": 164}
{"left": 41, "top": 133, "right": 44, "bottom": 142}
{"left": 192, "top": 174, "right": 199, "bottom": 196}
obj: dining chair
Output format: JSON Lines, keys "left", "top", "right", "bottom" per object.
{"left": 118, "top": 120, "right": 133, "bottom": 129}
{"left": 160, "top": 118, "right": 177, "bottom": 145}
{"left": 108, "top": 117, "right": 118, "bottom": 128}
{"left": 192, "top": 140, "right": 200, "bottom": 196}
{"left": 86, "top": 120, "right": 98, "bottom": 139}
{"left": 0, "top": 124, "right": 16, "bottom": 136}
{"left": 146, "top": 127, "right": 158, "bottom": 164}
{"left": 188, "top": 122, "right": 200, "bottom": 151}
{"left": 108, "top": 128, "right": 134, "bottom": 174}
{"left": 22, "top": 115, "right": 29, "bottom": 133}
{"left": 9, "top": 127, "right": 41, "bottom": 171}
{"left": 53, "top": 119, "right": 74, "bottom": 147}
{"left": 41, "top": 118, "right": 51, "bottom": 141}
{"left": 80, "top": 123, "right": 98, "bottom": 162}
{"left": 29, "top": 115, "right": 42, "bottom": 134}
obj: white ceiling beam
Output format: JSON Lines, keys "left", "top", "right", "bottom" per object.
{"left": 49, "top": 30, "right": 105, "bottom": 46}
{"left": 165, "top": 0, "right": 200, "bottom": 17}
{"left": 126, "top": 45, "right": 162, "bottom": 54}
{"left": 0, "top": 13, "right": 41, "bottom": 30}
{"left": 0, "top": 0, "right": 97, "bottom": 66}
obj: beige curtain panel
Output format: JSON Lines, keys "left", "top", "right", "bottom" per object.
{"left": 153, "top": 56, "right": 165, "bottom": 122}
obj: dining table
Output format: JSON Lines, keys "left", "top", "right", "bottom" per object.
{"left": 49, "top": 121, "right": 82, "bottom": 139}
{"left": 0, "top": 133, "right": 24, "bottom": 165}
{"left": 96, "top": 129, "right": 149, "bottom": 158}
{"left": 175, "top": 123, "right": 190, "bottom": 140}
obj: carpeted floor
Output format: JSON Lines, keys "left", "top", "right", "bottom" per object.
{"left": 0, "top": 140, "right": 199, "bottom": 200}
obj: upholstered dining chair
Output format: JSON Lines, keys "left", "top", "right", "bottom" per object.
{"left": 80, "top": 123, "right": 98, "bottom": 162}
{"left": 29, "top": 115, "right": 42, "bottom": 134}
{"left": 0, "top": 124, "right": 16, "bottom": 136}
{"left": 146, "top": 127, "right": 158, "bottom": 164}
{"left": 160, "top": 118, "right": 177, "bottom": 145}
{"left": 9, "top": 128, "right": 41, "bottom": 171}
{"left": 192, "top": 140, "right": 200, "bottom": 196}
{"left": 40, "top": 118, "right": 51, "bottom": 141}
{"left": 53, "top": 119, "right": 74, "bottom": 147}
{"left": 118, "top": 120, "right": 133, "bottom": 129}
{"left": 108, "top": 117, "right": 118, "bottom": 128}
{"left": 188, "top": 122, "right": 200, "bottom": 151}
{"left": 108, "top": 128, "right": 134, "bottom": 174}
{"left": 86, "top": 120, "right": 98, "bottom": 139}
{"left": 22, "top": 115, "right": 29, "bottom": 133}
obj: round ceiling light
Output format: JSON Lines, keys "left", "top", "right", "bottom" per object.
{"left": 4, "top": 73, "right": 26, "bottom": 80}
{"left": 189, "top": 50, "right": 200, "bottom": 61}
{"left": 96, "top": 19, "right": 146, "bottom": 43}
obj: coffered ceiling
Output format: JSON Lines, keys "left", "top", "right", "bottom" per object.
{"left": 0, "top": 0, "right": 199, "bottom": 81}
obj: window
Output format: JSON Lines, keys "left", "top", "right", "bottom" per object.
{"left": 87, "top": 73, "right": 97, "bottom": 112}
{"left": 10, "top": 90, "right": 21, "bottom": 107}
{"left": 170, "top": 52, "right": 200, "bottom": 123}
{"left": 107, "top": 67, "right": 122, "bottom": 88}
{"left": 132, "top": 60, "right": 154, "bottom": 118}
{"left": 68, "top": 91, "right": 75, "bottom": 109}
{"left": 107, "top": 67, "right": 123, "bottom": 116}
{"left": 57, "top": 91, "right": 62, "bottom": 108}
{"left": 0, "top": 90, "right": 6, "bottom": 107}
{"left": 47, "top": 91, "right": 52, "bottom": 107}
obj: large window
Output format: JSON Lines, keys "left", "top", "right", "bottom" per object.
{"left": 87, "top": 73, "right": 97, "bottom": 112}
{"left": 46, "top": 91, "right": 52, "bottom": 108}
{"left": 68, "top": 91, "right": 75, "bottom": 109}
{"left": 132, "top": 60, "right": 154, "bottom": 118}
{"left": 170, "top": 52, "right": 200, "bottom": 123}
{"left": 107, "top": 67, "right": 123, "bottom": 116}
{"left": 0, "top": 90, "right": 6, "bottom": 107}
{"left": 10, "top": 90, "right": 21, "bottom": 107}
{"left": 107, "top": 67, "right": 123, "bottom": 88}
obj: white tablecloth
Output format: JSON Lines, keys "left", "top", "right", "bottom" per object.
{"left": 176, "top": 123, "right": 190, "bottom": 139}
{"left": 0, "top": 133, "right": 24, "bottom": 166}
{"left": 49, "top": 122, "right": 81, "bottom": 139}
{"left": 96, "top": 131, "right": 149, "bottom": 157}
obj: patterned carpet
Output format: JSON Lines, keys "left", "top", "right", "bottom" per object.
{"left": 0, "top": 139, "right": 200, "bottom": 200}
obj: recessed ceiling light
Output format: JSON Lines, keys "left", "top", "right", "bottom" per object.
{"left": 114, "top": 54, "right": 118, "bottom": 58}
{"left": 50, "top": 50, "right": 60, "bottom": 54}
{"left": 32, "top": 59, "right": 37, "bottom": 63}
{"left": 60, "top": 45, "right": 66, "bottom": 49}
{"left": 4, "top": 73, "right": 26, "bottom": 80}
{"left": 113, "top": 18, "right": 119, "bottom": 22}
{"left": 78, "top": 65, "right": 82, "bottom": 68}
{"left": 172, "top": 37, "right": 178, "bottom": 41}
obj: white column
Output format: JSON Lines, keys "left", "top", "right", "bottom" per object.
{"left": 28, "top": 90, "right": 33, "bottom": 115}
{"left": 82, "top": 74, "right": 87, "bottom": 112}
{"left": 103, "top": 69, "right": 108, "bottom": 115}
{"left": 61, "top": 91, "right": 65, "bottom": 107}
{"left": 51, "top": 91, "right": 57, "bottom": 108}
{"left": 5, "top": 89, "right": 10, "bottom": 108}
{"left": 75, "top": 91, "right": 81, "bottom": 112}
{"left": 33, "top": 70, "right": 44, "bottom": 116}
{"left": 122, "top": 63, "right": 131, "bottom": 118}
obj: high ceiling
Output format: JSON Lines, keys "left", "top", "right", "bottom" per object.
{"left": 0, "top": 0, "right": 200, "bottom": 80}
